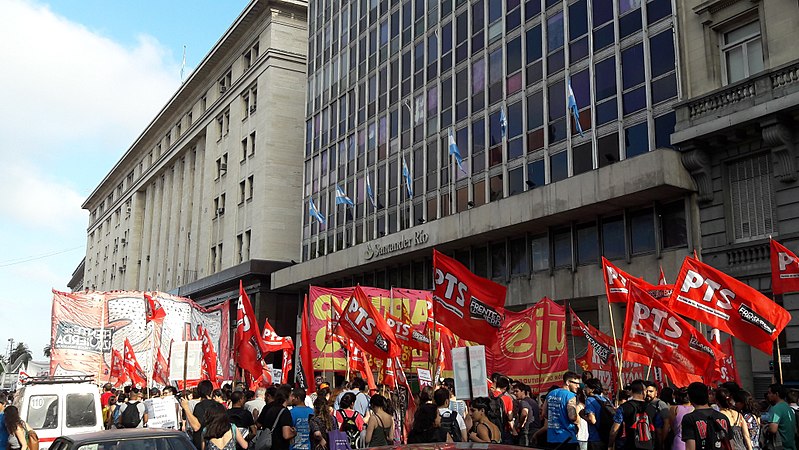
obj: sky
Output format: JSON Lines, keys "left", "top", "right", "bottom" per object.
{"left": 0, "top": 0, "right": 249, "bottom": 363}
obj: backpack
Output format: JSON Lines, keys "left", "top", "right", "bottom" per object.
{"left": 709, "top": 416, "right": 733, "bottom": 450}
{"left": 595, "top": 396, "right": 616, "bottom": 445}
{"left": 436, "top": 410, "right": 462, "bottom": 442}
{"left": 23, "top": 423, "right": 39, "bottom": 450}
{"left": 119, "top": 401, "right": 142, "bottom": 428}
{"left": 252, "top": 407, "right": 286, "bottom": 450}
{"left": 631, "top": 403, "right": 655, "bottom": 450}
{"left": 487, "top": 392, "right": 509, "bottom": 431}
{"left": 338, "top": 410, "right": 361, "bottom": 448}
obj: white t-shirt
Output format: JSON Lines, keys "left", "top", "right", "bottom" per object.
{"left": 118, "top": 401, "right": 147, "bottom": 428}
{"left": 438, "top": 407, "right": 467, "bottom": 431}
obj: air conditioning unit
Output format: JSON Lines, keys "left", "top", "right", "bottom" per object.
{"left": 219, "top": 85, "right": 227, "bottom": 93}
{"left": 249, "top": 105, "right": 257, "bottom": 113}
{"left": 217, "top": 207, "right": 225, "bottom": 215}
{"left": 220, "top": 163, "right": 227, "bottom": 171}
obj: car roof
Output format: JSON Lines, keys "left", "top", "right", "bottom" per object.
{"left": 57, "top": 428, "right": 189, "bottom": 443}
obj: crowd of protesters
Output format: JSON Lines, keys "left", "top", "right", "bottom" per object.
{"left": 0, "top": 373, "right": 797, "bottom": 450}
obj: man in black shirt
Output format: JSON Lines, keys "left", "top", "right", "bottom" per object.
{"left": 608, "top": 380, "right": 654, "bottom": 450}
{"left": 681, "top": 382, "right": 731, "bottom": 450}
{"left": 228, "top": 391, "right": 257, "bottom": 449}
{"left": 180, "top": 380, "right": 218, "bottom": 450}
{"left": 257, "top": 386, "right": 296, "bottom": 450}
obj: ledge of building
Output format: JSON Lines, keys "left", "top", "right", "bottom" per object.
{"left": 271, "top": 148, "right": 695, "bottom": 291}
{"left": 178, "top": 259, "right": 292, "bottom": 299}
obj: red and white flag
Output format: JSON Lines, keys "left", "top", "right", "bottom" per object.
{"left": 297, "top": 295, "right": 315, "bottom": 393}
{"left": 337, "top": 285, "right": 400, "bottom": 359}
{"left": 234, "top": 281, "right": 268, "bottom": 378}
{"left": 602, "top": 257, "right": 672, "bottom": 302}
{"left": 153, "top": 347, "right": 170, "bottom": 386}
{"left": 123, "top": 338, "right": 146, "bottom": 387}
{"left": 201, "top": 326, "right": 219, "bottom": 385}
{"left": 110, "top": 349, "right": 127, "bottom": 386}
{"left": 658, "top": 266, "right": 668, "bottom": 286}
{"left": 771, "top": 239, "right": 799, "bottom": 295}
{"left": 432, "top": 249, "right": 506, "bottom": 345}
{"left": 667, "top": 256, "right": 791, "bottom": 354}
{"left": 145, "top": 292, "right": 167, "bottom": 323}
{"left": 262, "top": 319, "right": 295, "bottom": 352}
{"left": 281, "top": 345, "right": 292, "bottom": 384}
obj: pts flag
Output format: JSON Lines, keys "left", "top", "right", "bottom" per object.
{"left": 771, "top": 239, "right": 799, "bottom": 295}
{"left": 337, "top": 285, "right": 400, "bottom": 360}
{"left": 433, "top": 249, "right": 506, "bottom": 345}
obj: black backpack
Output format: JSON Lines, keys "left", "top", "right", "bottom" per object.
{"left": 339, "top": 410, "right": 361, "bottom": 448}
{"left": 119, "top": 401, "right": 142, "bottom": 428}
{"left": 631, "top": 403, "right": 655, "bottom": 450}
{"left": 436, "top": 410, "right": 462, "bottom": 442}
{"left": 595, "top": 396, "right": 616, "bottom": 445}
{"left": 487, "top": 393, "right": 509, "bottom": 431}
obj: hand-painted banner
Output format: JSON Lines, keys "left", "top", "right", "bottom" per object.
{"left": 667, "top": 256, "right": 791, "bottom": 354}
{"left": 433, "top": 250, "right": 506, "bottom": 345}
{"left": 50, "top": 290, "right": 229, "bottom": 384}
{"left": 771, "top": 239, "right": 799, "bottom": 295}
{"left": 488, "top": 297, "right": 567, "bottom": 392}
{"left": 624, "top": 284, "right": 722, "bottom": 379}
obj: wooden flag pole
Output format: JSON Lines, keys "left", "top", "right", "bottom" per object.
{"left": 606, "top": 300, "right": 624, "bottom": 393}
{"left": 776, "top": 344, "right": 784, "bottom": 383}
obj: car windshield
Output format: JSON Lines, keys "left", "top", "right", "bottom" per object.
{"left": 75, "top": 437, "right": 192, "bottom": 450}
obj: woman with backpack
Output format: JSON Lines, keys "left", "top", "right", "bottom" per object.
{"left": 4, "top": 406, "right": 35, "bottom": 450}
{"left": 310, "top": 396, "right": 336, "bottom": 450}
{"left": 733, "top": 390, "right": 761, "bottom": 450}
{"left": 468, "top": 397, "right": 502, "bottom": 443}
{"left": 364, "top": 394, "right": 394, "bottom": 446}
{"left": 335, "top": 392, "right": 365, "bottom": 448}
{"left": 715, "top": 388, "right": 753, "bottom": 450}
{"left": 202, "top": 402, "right": 249, "bottom": 450}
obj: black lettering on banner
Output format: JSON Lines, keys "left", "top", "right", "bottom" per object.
{"left": 737, "top": 304, "right": 776, "bottom": 335}
{"left": 468, "top": 297, "right": 503, "bottom": 328}
{"left": 688, "top": 335, "right": 716, "bottom": 358}
{"left": 54, "top": 322, "right": 113, "bottom": 353}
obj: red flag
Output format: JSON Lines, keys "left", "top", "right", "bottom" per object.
{"left": 432, "top": 249, "right": 506, "bottom": 345}
{"left": 602, "top": 257, "right": 672, "bottom": 302}
{"left": 145, "top": 292, "right": 167, "bottom": 323}
{"left": 153, "top": 347, "right": 170, "bottom": 386}
{"left": 110, "top": 349, "right": 127, "bottom": 386}
{"left": 338, "top": 285, "right": 400, "bottom": 359}
{"left": 123, "top": 338, "right": 146, "bottom": 387}
{"left": 624, "top": 284, "right": 722, "bottom": 379}
{"left": 385, "top": 300, "right": 430, "bottom": 352}
{"left": 667, "top": 256, "right": 791, "bottom": 355}
{"left": 262, "top": 319, "right": 295, "bottom": 352}
{"left": 235, "top": 281, "right": 268, "bottom": 378}
{"left": 281, "top": 345, "right": 292, "bottom": 384}
{"left": 298, "top": 295, "right": 315, "bottom": 393}
{"left": 570, "top": 308, "right": 616, "bottom": 367}
{"left": 201, "top": 327, "right": 219, "bottom": 385}
{"left": 711, "top": 337, "right": 741, "bottom": 385}
{"left": 347, "top": 341, "right": 377, "bottom": 390}
{"left": 771, "top": 239, "right": 799, "bottom": 295}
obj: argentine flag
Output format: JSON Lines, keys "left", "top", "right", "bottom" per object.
{"left": 567, "top": 78, "right": 584, "bottom": 137}
{"left": 308, "top": 197, "right": 326, "bottom": 225}
{"left": 448, "top": 128, "right": 466, "bottom": 174}
{"left": 500, "top": 107, "right": 507, "bottom": 139}
{"left": 402, "top": 155, "right": 413, "bottom": 198}
{"left": 366, "top": 170, "right": 378, "bottom": 208}
{"left": 335, "top": 184, "right": 354, "bottom": 206}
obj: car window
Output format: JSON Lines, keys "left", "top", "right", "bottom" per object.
{"left": 27, "top": 395, "right": 59, "bottom": 429}
{"left": 66, "top": 393, "right": 97, "bottom": 427}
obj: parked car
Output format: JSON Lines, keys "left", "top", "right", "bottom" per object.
{"left": 49, "top": 428, "right": 195, "bottom": 450}
{"left": 13, "top": 375, "right": 104, "bottom": 449}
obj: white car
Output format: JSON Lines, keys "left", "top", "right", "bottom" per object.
{"left": 13, "top": 376, "right": 104, "bottom": 450}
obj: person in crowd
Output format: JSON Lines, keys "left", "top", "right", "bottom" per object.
{"left": 182, "top": 380, "right": 220, "bottom": 450}
{"left": 765, "top": 383, "right": 797, "bottom": 450}
{"left": 583, "top": 379, "right": 606, "bottom": 450}
{"left": 117, "top": 388, "right": 148, "bottom": 428}
{"left": 257, "top": 387, "right": 296, "bottom": 450}
{"left": 203, "top": 401, "right": 249, "bottom": 450}
{"left": 433, "top": 387, "right": 466, "bottom": 442}
{"left": 150, "top": 387, "right": 161, "bottom": 398}
{"left": 309, "top": 396, "right": 336, "bottom": 450}
{"left": 442, "top": 378, "right": 470, "bottom": 427}
{"left": 546, "top": 371, "right": 581, "bottom": 450}
{"left": 4, "top": 406, "right": 33, "bottom": 450}
{"left": 335, "top": 391, "right": 365, "bottom": 446}
{"left": 576, "top": 388, "right": 589, "bottom": 450}
{"left": 583, "top": 372, "right": 594, "bottom": 384}
{"left": 468, "top": 397, "right": 502, "bottom": 443}
{"left": 663, "top": 387, "right": 693, "bottom": 450}
{"left": 213, "top": 389, "right": 229, "bottom": 407}
{"left": 246, "top": 387, "right": 267, "bottom": 422}
{"left": 0, "top": 391, "right": 8, "bottom": 450}
{"left": 365, "top": 393, "right": 395, "bottom": 446}
{"left": 104, "top": 394, "right": 117, "bottom": 429}
{"left": 408, "top": 403, "right": 443, "bottom": 444}
{"left": 493, "top": 375, "right": 515, "bottom": 443}
{"left": 661, "top": 388, "right": 675, "bottom": 407}
{"left": 715, "top": 387, "right": 752, "bottom": 450}
{"left": 513, "top": 382, "right": 541, "bottom": 447}
{"left": 733, "top": 390, "right": 760, "bottom": 450}
{"left": 419, "top": 385, "right": 435, "bottom": 405}
{"left": 608, "top": 380, "right": 651, "bottom": 450}
{"left": 228, "top": 391, "right": 257, "bottom": 447}
{"left": 644, "top": 381, "right": 670, "bottom": 450}
{"left": 101, "top": 383, "right": 114, "bottom": 407}
{"left": 334, "top": 378, "right": 370, "bottom": 420}
{"left": 290, "top": 388, "right": 314, "bottom": 450}
{"left": 680, "top": 382, "right": 731, "bottom": 450}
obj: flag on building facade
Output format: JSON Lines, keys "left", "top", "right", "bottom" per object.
{"left": 402, "top": 155, "right": 413, "bottom": 198}
{"left": 335, "top": 184, "right": 354, "bottom": 206}
{"left": 448, "top": 128, "right": 465, "bottom": 173}
{"left": 308, "top": 197, "right": 326, "bottom": 225}
{"left": 366, "top": 170, "right": 378, "bottom": 208}
{"left": 567, "top": 78, "right": 583, "bottom": 136}
{"left": 499, "top": 107, "right": 507, "bottom": 139}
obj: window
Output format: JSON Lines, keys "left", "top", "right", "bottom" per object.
{"left": 239, "top": 180, "right": 246, "bottom": 204}
{"left": 27, "top": 395, "right": 58, "bottom": 429}
{"left": 248, "top": 175, "right": 254, "bottom": 200}
{"left": 721, "top": 21, "right": 764, "bottom": 84}
{"left": 553, "top": 229, "right": 572, "bottom": 268}
{"left": 660, "top": 201, "right": 687, "bottom": 249}
{"left": 577, "top": 223, "right": 599, "bottom": 264}
{"left": 729, "top": 154, "right": 775, "bottom": 241}
{"left": 602, "top": 216, "right": 625, "bottom": 259}
{"left": 630, "top": 209, "right": 655, "bottom": 254}
{"left": 531, "top": 234, "right": 549, "bottom": 271}
{"left": 66, "top": 394, "right": 96, "bottom": 428}
{"left": 510, "top": 237, "right": 529, "bottom": 275}
{"left": 491, "top": 242, "right": 507, "bottom": 279}
{"left": 550, "top": 151, "right": 568, "bottom": 182}
{"left": 237, "top": 234, "right": 244, "bottom": 263}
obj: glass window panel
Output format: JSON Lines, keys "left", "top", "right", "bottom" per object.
{"left": 595, "top": 57, "right": 616, "bottom": 101}
{"left": 442, "top": 21, "right": 453, "bottom": 53}
{"left": 624, "top": 122, "right": 648, "bottom": 158}
{"left": 726, "top": 47, "right": 746, "bottom": 82}
{"left": 509, "top": 166, "right": 524, "bottom": 196}
{"left": 506, "top": 8, "right": 522, "bottom": 32}
{"left": 489, "top": 0, "right": 503, "bottom": 22}
{"left": 660, "top": 201, "right": 687, "bottom": 249}
{"left": 598, "top": 132, "right": 620, "bottom": 166}
{"left": 569, "top": 0, "right": 588, "bottom": 40}
{"left": 528, "top": 128, "right": 544, "bottom": 152}
{"left": 473, "top": 58, "right": 486, "bottom": 94}
{"left": 619, "top": 0, "right": 641, "bottom": 14}
{"left": 528, "top": 90, "right": 544, "bottom": 130}
{"left": 596, "top": 100, "right": 618, "bottom": 126}
{"left": 577, "top": 223, "right": 599, "bottom": 264}
{"left": 593, "top": 0, "right": 613, "bottom": 26}
{"left": 550, "top": 151, "right": 568, "bottom": 182}
{"left": 570, "top": 37, "right": 589, "bottom": 64}
{"left": 507, "top": 36, "right": 523, "bottom": 74}
{"left": 510, "top": 237, "right": 529, "bottom": 275}
{"left": 622, "top": 87, "right": 646, "bottom": 115}
{"left": 553, "top": 229, "right": 572, "bottom": 268}
{"left": 473, "top": 246, "right": 489, "bottom": 277}
{"left": 649, "top": 32, "right": 675, "bottom": 78}
{"left": 647, "top": 0, "right": 671, "bottom": 24}
{"left": 509, "top": 138, "right": 524, "bottom": 160}
{"left": 593, "top": 23, "right": 615, "bottom": 51}
{"left": 602, "top": 217, "right": 625, "bottom": 259}
{"left": 654, "top": 112, "right": 676, "bottom": 149}
{"left": 473, "top": 116, "right": 486, "bottom": 154}
{"left": 548, "top": 49, "right": 565, "bottom": 74}
{"left": 630, "top": 209, "right": 655, "bottom": 254}
{"left": 491, "top": 242, "right": 507, "bottom": 279}
{"left": 549, "top": 118, "right": 567, "bottom": 144}
{"left": 527, "top": 159, "right": 545, "bottom": 188}
{"left": 507, "top": 72, "right": 523, "bottom": 94}
{"left": 508, "top": 101, "right": 523, "bottom": 138}
{"left": 651, "top": 74, "right": 678, "bottom": 104}
{"left": 547, "top": 12, "right": 564, "bottom": 52}
{"left": 489, "top": 110, "right": 502, "bottom": 146}
{"left": 548, "top": 79, "right": 565, "bottom": 121}
{"left": 473, "top": 0, "right": 485, "bottom": 32}
{"left": 747, "top": 39, "right": 765, "bottom": 75}
{"left": 526, "top": 24, "right": 543, "bottom": 62}
{"left": 621, "top": 44, "right": 645, "bottom": 90}
{"left": 619, "top": 9, "right": 642, "bottom": 38}
{"left": 572, "top": 142, "right": 593, "bottom": 175}
{"left": 531, "top": 234, "right": 549, "bottom": 271}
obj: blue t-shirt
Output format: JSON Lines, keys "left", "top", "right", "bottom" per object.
{"left": 547, "top": 388, "right": 577, "bottom": 443}
{"left": 290, "top": 406, "right": 314, "bottom": 450}
{"left": 0, "top": 412, "right": 8, "bottom": 449}
{"left": 585, "top": 395, "right": 604, "bottom": 442}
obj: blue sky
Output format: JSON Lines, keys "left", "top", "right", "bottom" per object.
{"left": 0, "top": 0, "right": 249, "bottom": 363}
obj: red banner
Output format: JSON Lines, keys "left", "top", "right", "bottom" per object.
{"left": 603, "top": 257, "right": 672, "bottom": 303}
{"left": 262, "top": 319, "right": 294, "bottom": 352}
{"left": 201, "top": 326, "right": 218, "bottom": 385}
{"left": 338, "top": 285, "right": 400, "bottom": 360}
{"left": 488, "top": 297, "right": 567, "bottom": 392}
{"left": 771, "top": 239, "right": 799, "bottom": 295}
{"left": 110, "top": 349, "right": 126, "bottom": 386}
{"left": 235, "top": 281, "right": 269, "bottom": 378}
{"left": 153, "top": 347, "right": 170, "bottom": 386}
{"left": 624, "top": 284, "right": 722, "bottom": 379}
{"left": 144, "top": 292, "right": 166, "bottom": 323}
{"left": 123, "top": 338, "right": 146, "bottom": 387}
{"left": 298, "top": 296, "right": 314, "bottom": 393}
{"left": 667, "top": 256, "right": 791, "bottom": 354}
{"left": 433, "top": 250, "right": 506, "bottom": 345}
{"left": 712, "top": 337, "right": 741, "bottom": 385}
